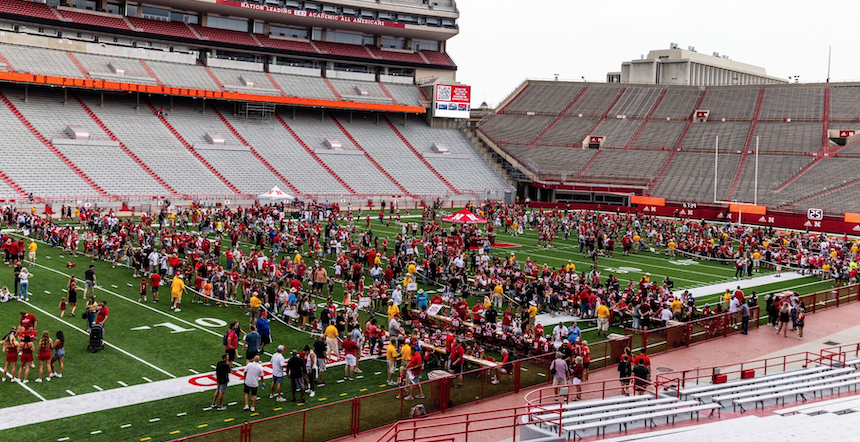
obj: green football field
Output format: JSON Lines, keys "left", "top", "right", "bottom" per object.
{"left": 0, "top": 213, "right": 837, "bottom": 442}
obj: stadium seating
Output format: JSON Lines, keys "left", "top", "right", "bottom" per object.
{"left": 590, "top": 119, "right": 643, "bottom": 148}
{"left": 190, "top": 24, "right": 260, "bottom": 47}
{"left": 776, "top": 158, "right": 860, "bottom": 206}
{"left": 327, "top": 78, "right": 391, "bottom": 103}
{"left": 59, "top": 9, "right": 131, "bottom": 30}
{"left": 145, "top": 60, "right": 220, "bottom": 90}
{"left": 758, "top": 87, "right": 824, "bottom": 121}
{"left": 366, "top": 46, "right": 426, "bottom": 64}
{"left": 566, "top": 87, "right": 622, "bottom": 117}
{"left": 0, "top": 0, "right": 59, "bottom": 20}
{"left": 393, "top": 115, "right": 509, "bottom": 192}
{"left": 479, "top": 115, "right": 556, "bottom": 144}
{"left": 267, "top": 73, "right": 338, "bottom": 100}
{"left": 829, "top": 86, "right": 860, "bottom": 121}
{"left": 582, "top": 149, "right": 669, "bottom": 179}
{"left": 502, "top": 145, "right": 596, "bottom": 176}
{"left": 127, "top": 17, "right": 196, "bottom": 39}
{"left": 419, "top": 50, "right": 455, "bottom": 66}
{"left": 652, "top": 152, "right": 740, "bottom": 202}
{"left": 629, "top": 121, "right": 686, "bottom": 149}
{"left": 609, "top": 87, "right": 664, "bottom": 118}
{"left": 501, "top": 84, "right": 585, "bottom": 115}
{"left": 257, "top": 35, "right": 320, "bottom": 54}
{"left": 732, "top": 155, "right": 813, "bottom": 206}
{"left": 314, "top": 41, "right": 374, "bottom": 59}
{"left": 698, "top": 88, "right": 759, "bottom": 120}
{"left": 679, "top": 122, "right": 750, "bottom": 152}
{"left": 0, "top": 88, "right": 100, "bottom": 197}
{"left": 538, "top": 117, "right": 600, "bottom": 146}
{"left": 333, "top": 112, "right": 451, "bottom": 196}
{"left": 384, "top": 83, "right": 426, "bottom": 106}
{"left": 285, "top": 110, "right": 400, "bottom": 195}
{"left": 208, "top": 67, "right": 281, "bottom": 96}
{"left": 0, "top": 44, "right": 85, "bottom": 78}
{"left": 650, "top": 89, "right": 702, "bottom": 119}
{"left": 752, "top": 122, "right": 821, "bottom": 153}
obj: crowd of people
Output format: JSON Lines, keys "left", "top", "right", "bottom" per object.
{"left": 0, "top": 198, "right": 842, "bottom": 404}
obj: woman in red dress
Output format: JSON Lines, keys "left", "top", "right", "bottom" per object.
{"left": 17, "top": 334, "right": 33, "bottom": 383}
{"left": 36, "top": 331, "right": 52, "bottom": 382}
{"left": 2, "top": 332, "right": 17, "bottom": 382}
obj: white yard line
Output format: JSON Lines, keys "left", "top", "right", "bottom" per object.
{"left": 2, "top": 370, "right": 47, "bottom": 402}
{"left": 19, "top": 300, "right": 176, "bottom": 379}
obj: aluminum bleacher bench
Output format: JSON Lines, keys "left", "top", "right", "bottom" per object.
{"left": 679, "top": 366, "right": 828, "bottom": 399}
{"left": 733, "top": 375, "right": 860, "bottom": 413}
{"left": 699, "top": 367, "right": 853, "bottom": 403}
{"left": 533, "top": 397, "right": 682, "bottom": 430}
{"left": 562, "top": 403, "right": 721, "bottom": 440}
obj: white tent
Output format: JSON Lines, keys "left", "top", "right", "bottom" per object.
{"left": 258, "top": 186, "right": 295, "bottom": 201}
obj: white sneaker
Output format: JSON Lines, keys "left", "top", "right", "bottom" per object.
{"left": 276, "top": 397, "right": 287, "bottom": 402}
{"left": 56, "top": 374, "right": 62, "bottom": 378}
{"left": 250, "top": 407, "right": 256, "bottom": 412}
{"left": 354, "top": 368, "right": 363, "bottom": 373}
{"left": 243, "top": 405, "right": 250, "bottom": 411}
{"left": 269, "top": 394, "right": 275, "bottom": 399}
{"left": 309, "top": 391, "right": 316, "bottom": 397}
{"left": 35, "top": 378, "right": 42, "bottom": 383}
{"left": 46, "top": 376, "right": 51, "bottom": 382}
{"left": 174, "top": 309, "right": 181, "bottom": 312}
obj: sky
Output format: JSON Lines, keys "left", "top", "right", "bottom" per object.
{"left": 446, "top": 0, "right": 848, "bottom": 107}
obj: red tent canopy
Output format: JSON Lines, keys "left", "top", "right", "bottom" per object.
{"left": 442, "top": 208, "right": 488, "bottom": 225}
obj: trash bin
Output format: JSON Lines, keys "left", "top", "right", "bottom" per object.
{"left": 428, "top": 370, "right": 452, "bottom": 410}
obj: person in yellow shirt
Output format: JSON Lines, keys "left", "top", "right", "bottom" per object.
{"left": 595, "top": 302, "right": 610, "bottom": 337}
{"left": 667, "top": 241, "right": 676, "bottom": 260}
{"left": 492, "top": 284, "right": 504, "bottom": 308}
{"left": 399, "top": 339, "right": 412, "bottom": 378}
{"left": 170, "top": 274, "right": 186, "bottom": 312}
{"left": 752, "top": 251, "right": 761, "bottom": 273}
{"left": 27, "top": 240, "right": 37, "bottom": 264}
{"left": 325, "top": 324, "right": 340, "bottom": 362}
{"left": 387, "top": 300, "right": 400, "bottom": 320}
{"left": 527, "top": 301, "right": 538, "bottom": 328}
{"left": 249, "top": 292, "right": 262, "bottom": 324}
{"left": 670, "top": 298, "right": 682, "bottom": 318}
{"left": 407, "top": 262, "right": 417, "bottom": 276}
{"left": 385, "top": 341, "right": 400, "bottom": 386}
{"left": 293, "top": 253, "right": 302, "bottom": 265}
{"left": 565, "top": 260, "right": 576, "bottom": 273}
{"left": 722, "top": 289, "right": 731, "bottom": 311}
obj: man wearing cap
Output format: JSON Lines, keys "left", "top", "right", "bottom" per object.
{"left": 248, "top": 292, "right": 262, "bottom": 326}
{"left": 325, "top": 322, "right": 340, "bottom": 362}
{"left": 269, "top": 346, "right": 287, "bottom": 402}
{"left": 415, "top": 289, "right": 428, "bottom": 311}
{"left": 387, "top": 299, "right": 400, "bottom": 320}
{"left": 256, "top": 312, "right": 271, "bottom": 354}
{"left": 170, "top": 273, "right": 186, "bottom": 312}
{"left": 342, "top": 332, "right": 359, "bottom": 380}
{"left": 527, "top": 300, "right": 538, "bottom": 328}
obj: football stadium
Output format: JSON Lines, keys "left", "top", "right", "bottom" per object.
{"left": 1, "top": 1, "right": 860, "bottom": 441}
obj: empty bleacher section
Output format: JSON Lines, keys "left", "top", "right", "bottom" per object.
{"left": 829, "top": 86, "right": 860, "bottom": 121}
{"left": 146, "top": 60, "right": 220, "bottom": 90}
{"left": 680, "top": 122, "right": 750, "bottom": 152}
{"left": 698, "top": 88, "right": 759, "bottom": 120}
{"left": 0, "top": 45, "right": 84, "bottom": 78}
{"left": 190, "top": 24, "right": 260, "bottom": 47}
{"left": 208, "top": 67, "right": 280, "bottom": 96}
{"left": 776, "top": 158, "right": 860, "bottom": 206}
{"left": 59, "top": 9, "right": 131, "bottom": 30}
{"left": 539, "top": 117, "right": 599, "bottom": 145}
{"left": 566, "top": 87, "right": 621, "bottom": 116}
{"left": 758, "top": 87, "right": 824, "bottom": 121}
{"left": 334, "top": 112, "right": 451, "bottom": 195}
{"left": 384, "top": 84, "right": 426, "bottom": 106}
{"left": 126, "top": 17, "right": 196, "bottom": 39}
{"left": 0, "top": 90, "right": 99, "bottom": 197}
{"left": 609, "top": 87, "right": 663, "bottom": 118}
{"left": 267, "top": 73, "right": 337, "bottom": 100}
{"left": 479, "top": 115, "right": 556, "bottom": 144}
{"left": 72, "top": 52, "right": 157, "bottom": 83}
{"left": 582, "top": 150, "right": 669, "bottom": 180}
{"left": 502, "top": 83, "right": 584, "bottom": 114}
{"left": 327, "top": 78, "right": 390, "bottom": 103}
{"left": 393, "top": 115, "right": 508, "bottom": 192}
{"left": 629, "top": 121, "right": 686, "bottom": 149}
{"left": 223, "top": 110, "right": 351, "bottom": 196}
{"left": 651, "top": 89, "right": 702, "bottom": 119}
{"left": 285, "top": 110, "right": 400, "bottom": 195}
{"left": 0, "top": 0, "right": 58, "bottom": 20}
{"left": 732, "top": 155, "right": 813, "bottom": 205}
{"left": 77, "top": 93, "right": 232, "bottom": 196}
{"left": 503, "top": 145, "right": 596, "bottom": 177}
{"left": 0, "top": 178, "right": 19, "bottom": 199}
{"left": 753, "top": 122, "right": 821, "bottom": 153}
{"left": 590, "top": 119, "right": 643, "bottom": 148}
{"left": 652, "top": 152, "right": 739, "bottom": 201}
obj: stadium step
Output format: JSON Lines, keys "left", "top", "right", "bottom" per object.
{"left": 584, "top": 87, "right": 628, "bottom": 138}
{"left": 625, "top": 88, "right": 668, "bottom": 150}
{"left": 74, "top": 95, "right": 177, "bottom": 196}
{"left": 186, "top": 23, "right": 203, "bottom": 39}
{"left": 0, "top": 90, "right": 110, "bottom": 197}
{"left": 212, "top": 107, "right": 302, "bottom": 196}
{"left": 377, "top": 83, "right": 398, "bottom": 105}
{"left": 773, "top": 157, "right": 822, "bottom": 193}
{"left": 274, "top": 114, "right": 357, "bottom": 195}
{"left": 323, "top": 78, "right": 344, "bottom": 101}
{"left": 145, "top": 101, "right": 243, "bottom": 195}
{"left": 575, "top": 149, "right": 603, "bottom": 178}
{"left": 725, "top": 88, "right": 766, "bottom": 201}
{"left": 66, "top": 51, "right": 93, "bottom": 80}
{"left": 0, "top": 48, "right": 14, "bottom": 72}
{"left": 0, "top": 168, "right": 28, "bottom": 198}
{"left": 529, "top": 86, "right": 588, "bottom": 146}
{"left": 821, "top": 86, "right": 831, "bottom": 152}
{"left": 263, "top": 72, "right": 287, "bottom": 97}
{"left": 138, "top": 60, "right": 163, "bottom": 86}
{"left": 330, "top": 114, "right": 415, "bottom": 198}
{"left": 383, "top": 116, "right": 459, "bottom": 194}
{"left": 203, "top": 65, "right": 225, "bottom": 91}
{"left": 646, "top": 90, "right": 707, "bottom": 195}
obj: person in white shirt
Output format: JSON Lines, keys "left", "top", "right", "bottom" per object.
{"left": 269, "top": 346, "right": 287, "bottom": 402}
{"left": 0, "top": 286, "right": 10, "bottom": 303}
{"left": 243, "top": 356, "right": 264, "bottom": 412}
{"left": 391, "top": 286, "right": 402, "bottom": 306}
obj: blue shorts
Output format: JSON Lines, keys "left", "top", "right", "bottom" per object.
{"left": 272, "top": 375, "right": 284, "bottom": 384}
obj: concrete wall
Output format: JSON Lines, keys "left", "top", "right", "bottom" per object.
{"left": 0, "top": 31, "right": 196, "bottom": 64}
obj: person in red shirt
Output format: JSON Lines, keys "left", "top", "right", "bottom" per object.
{"left": 19, "top": 311, "right": 36, "bottom": 330}
{"left": 633, "top": 351, "right": 651, "bottom": 371}
{"left": 150, "top": 272, "right": 162, "bottom": 303}
{"left": 95, "top": 301, "right": 109, "bottom": 325}
{"left": 502, "top": 308, "right": 514, "bottom": 332}
{"left": 405, "top": 351, "right": 425, "bottom": 400}
{"left": 342, "top": 334, "right": 359, "bottom": 380}
{"left": 449, "top": 338, "right": 465, "bottom": 388}
{"left": 139, "top": 277, "right": 148, "bottom": 303}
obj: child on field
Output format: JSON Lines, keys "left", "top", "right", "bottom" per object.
{"left": 58, "top": 297, "right": 67, "bottom": 318}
